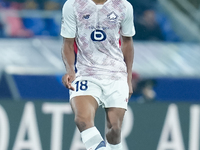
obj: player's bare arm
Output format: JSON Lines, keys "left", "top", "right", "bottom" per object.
{"left": 121, "top": 36, "right": 134, "bottom": 99}
{"left": 61, "top": 37, "right": 76, "bottom": 91}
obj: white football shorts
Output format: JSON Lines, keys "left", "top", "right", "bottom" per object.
{"left": 69, "top": 76, "right": 129, "bottom": 110}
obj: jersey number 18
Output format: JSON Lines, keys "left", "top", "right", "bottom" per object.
{"left": 75, "top": 80, "right": 88, "bottom": 92}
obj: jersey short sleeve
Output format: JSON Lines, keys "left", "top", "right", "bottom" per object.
{"left": 120, "top": 1, "right": 136, "bottom": 37}
{"left": 60, "top": 0, "right": 76, "bottom": 38}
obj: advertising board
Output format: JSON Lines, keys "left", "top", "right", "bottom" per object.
{"left": 0, "top": 101, "right": 199, "bottom": 150}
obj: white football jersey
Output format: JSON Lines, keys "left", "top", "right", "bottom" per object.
{"left": 61, "top": 0, "right": 135, "bottom": 80}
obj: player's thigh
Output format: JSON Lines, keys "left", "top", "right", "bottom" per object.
{"left": 70, "top": 95, "right": 99, "bottom": 120}
{"left": 105, "top": 107, "right": 126, "bottom": 129}
{"left": 103, "top": 79, "right": 129, "bottom": 110}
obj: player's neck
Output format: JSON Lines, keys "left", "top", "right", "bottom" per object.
{"left": 92, "top": 0, "right": 107, "bottom": 5}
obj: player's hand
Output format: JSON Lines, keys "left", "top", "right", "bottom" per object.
{"left": 127, "top": 73, "right": 133, "bottom": 100}
{"left": 128, "top": 80, "right": 133, "bottom": 100}
{"left": 62, "top": 72, "right": 75, "bottom": 91}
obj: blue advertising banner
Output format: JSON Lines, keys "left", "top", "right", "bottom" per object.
{"left": 1, "top": 72, "right": 200, "bottom": 102}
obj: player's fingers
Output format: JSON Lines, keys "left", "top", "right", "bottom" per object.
{"left": 128, "top": 93, "right": 132, "bottom": 100}
{"left": 62, "top": 75, "right": 75, "bottom": 91}
{"left": 68, "top": 83, "right": 75, "bottom": 91}
{"left": 128, "top": 82, "right": 133, "bottom": 100}
{"left": 62, "top": 75, "right": 70, "bottom": 87}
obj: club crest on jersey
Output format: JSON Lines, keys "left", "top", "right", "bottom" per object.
{"left": 107, "top": 11, "right": 118, "bottom": 21}
{"left": 83, "top": 14, "right": 90, "bottom": 19}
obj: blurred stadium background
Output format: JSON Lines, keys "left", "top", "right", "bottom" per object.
{"left": 0, "top": 0, "right": 200, "bottom": 150}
